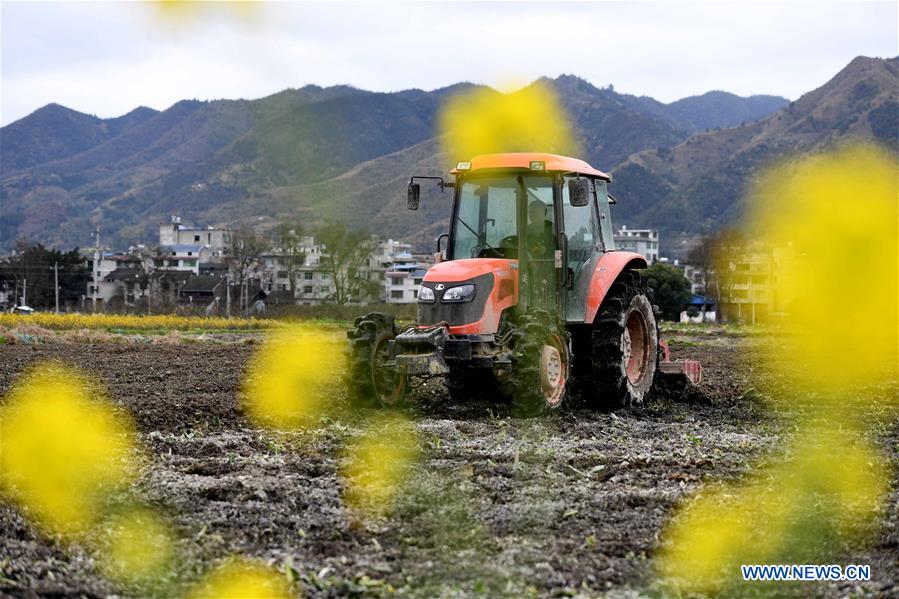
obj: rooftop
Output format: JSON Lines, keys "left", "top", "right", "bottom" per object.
{"left": 161, "top": 244, "right": 204, "bottom": 255}
{"left": 104, "top": 268, "right": 146, "bottom": 282}
{"left": 181, "top": 276, "right": 224, "bottom": 293}
{"left": 150, "top": 270, "right": 194, "bottom": 282}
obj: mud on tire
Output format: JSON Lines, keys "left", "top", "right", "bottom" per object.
{"left": 346, "top": 312, "right": 407, "bottom": 407}
{"left": 510, "top": 310, "right": 570, "bottom": 417}
{"left": 574, "top": 270, "right": 659, "bottom": 410}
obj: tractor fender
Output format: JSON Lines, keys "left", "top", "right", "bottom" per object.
{"left": 584, "top": 252, "right": 648, "bottom": 324}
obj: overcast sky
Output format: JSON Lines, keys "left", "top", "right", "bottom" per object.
{"left": 1, "top": 1, "right": 896, "bottom": 126}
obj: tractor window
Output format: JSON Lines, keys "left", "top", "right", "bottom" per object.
{"left": 595, "top": 180, "right": 615, "bottom": 250}
{"left": 452, "top": 174, "right": 552, "bottom": 260}
{"left": 562, "top": 176, "right": 600, "bottom": 264}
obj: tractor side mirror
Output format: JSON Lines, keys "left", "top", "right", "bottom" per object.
{"left": 568, "top": 178, "right": 590, "bottom": 207}
{"left": 407, "top": 183, "right": 421, "bottom": 210}
{"left": 436, "top": 233, "right": 449, "bottom": 263}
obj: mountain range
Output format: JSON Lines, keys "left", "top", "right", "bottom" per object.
{"left": 1, "top": 55, "right": 896, "bottom": 255}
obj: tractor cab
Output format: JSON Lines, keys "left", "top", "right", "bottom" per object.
{"left": 409, "top": 153, "right": 617, "bottom": 328}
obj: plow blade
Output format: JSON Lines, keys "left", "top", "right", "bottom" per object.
{"left": 654, "top": 340, "right": 703, "bottom": 400}
{"left": 658, "top": 358, "right": 702, "bottom": 385}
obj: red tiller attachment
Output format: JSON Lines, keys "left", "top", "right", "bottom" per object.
{"left": 659, "top": 341, "right": 702, "bottom": 385}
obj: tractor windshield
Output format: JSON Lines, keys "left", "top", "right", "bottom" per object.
{"left": 451, "top": 173, "right": 553, "bottom": 260}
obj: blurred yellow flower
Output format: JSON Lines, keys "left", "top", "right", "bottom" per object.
{"left": 658, "top": 144, "right": 896, "bottom": 593}
{"left": 0, "top": 362, "right": 136, "bottom": 537}
{"left": 658, "top": 429, "right": 887, "bottom": 593}
{"left": 439, "top": 81, "right": 579, "bottom": 160}
{"left": 148, "top": 0, "right": 260, "bottom": 25}
{"left": 0, "top": 312, "right": 277, "bottom": 331}
{"left": 242, "top": 325, "right": 346, "bottom": 430}
{"left": 341, "top": 413, "right": 420, "bottom": 515}
{"left": 749, "top": 144, "right": 897, "bottom": 395}
{"left": 189, "top": 558, "right": 291, "bottom": 599}
{"left": 103, "top": 506, "right": 174, "bottom": 583}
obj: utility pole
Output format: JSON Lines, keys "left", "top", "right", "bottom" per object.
{"left": 225, "top": 272, "right": 231, "bottom": 318}
{"left": 92, "top": 228, "right": 100, "bottom": 313}
{"left": 50, "top": 262, "right": 61, "bottom": 313}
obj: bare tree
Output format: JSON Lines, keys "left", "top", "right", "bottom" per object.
{"left": 687, "top": 234, "right": 716, "bottom": 320}
{"left": 275, "top": 222, "right": 306, "bottom": 296}
{"left": 711, "top": 228, "right": 748, "bottom": 323}
{"left": 316, "top": 222, "right": 379, "bottom": 305}
{"left": 128, "top": 245, "right": 158, "bottom": 313}
{"left": 228, "top": 227, "right": 267, "bottom": 311}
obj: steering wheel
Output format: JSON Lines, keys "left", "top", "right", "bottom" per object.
{"left": 475, "top": 246, "right": 503, "bottom": 258}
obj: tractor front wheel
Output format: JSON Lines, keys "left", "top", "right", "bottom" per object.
{"left": 347, "top": 313, "right": 407, "bottom": 407}
{"left": 510, "top": 310, "right": 570, "bottom": 416}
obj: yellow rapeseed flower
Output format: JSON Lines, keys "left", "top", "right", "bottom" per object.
{"left": 439, "top": 80, "right": 579, "bottom": 160}
{"left": 0, "top": 362, "right": 136, "bottom": 537}
{"left": 0, "top": 312, "right": 278, "bottom": 332}
{"left": 657, "top": 144, "right": 896, "bottom": 593}
{"left": 188, "top": 558, "right": 291, "bottom": 599}
{"left": 749, "top": 144, "right": 897, "bottom": 395}
{"left": 242, "top": 325, "right": 346, "bottom": 430}
{"left": 341, "top": 413, "right": 420, "bottom": 516}
{"left": 102, "top": 506, "right": 174, "bottom": 583}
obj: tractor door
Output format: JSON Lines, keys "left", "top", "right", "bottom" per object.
{"left": 562, "top": 176, "right": 604, "bottom": 322}
{"left": 594, "top": 180, "right": 616, "bottom": 251}
{"left": 520, "top": 176, "right": 560, "bottom": 314}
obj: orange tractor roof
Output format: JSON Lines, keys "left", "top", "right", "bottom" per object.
{"left": 452, "top": 152, "right": 611, "bottom": 180}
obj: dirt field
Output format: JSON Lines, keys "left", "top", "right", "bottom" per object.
{"left": 0, "top": 330, "right": 896, "bottom": 598}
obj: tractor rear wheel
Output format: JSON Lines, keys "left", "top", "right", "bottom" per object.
{"left": 347, "top": 312, "right": 407, "bottom": 407}
{"left": 577, "top": 270, "right": 658, "bottom": 410}
{"left": 510, "top": 310, "right": 570, "bottom": 416}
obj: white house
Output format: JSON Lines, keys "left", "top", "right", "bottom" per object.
{"left": 613, "top": 226, "right": 660, "bottom": 263}
{"left": 159, "top": 216, "right": 231, "bottom": 256}
{"left": 154, "top": 245, "right": 210, "bottom": 274}
{"left": 85, "top": 252, "right": 143, "bottom": 307}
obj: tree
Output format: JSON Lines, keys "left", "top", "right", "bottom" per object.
{"left": 0, "top": 240, "right": 89, "bottom": 309}
{"left": 642, "top": 263, "right": 692, "bottom": 321}
{"left": 316, "top": 222, "right": 379, "bottom": 304}
{"left": 710, "top": 228, "right": 748, "bottom": 323}
{"left": 227, "top": 227, "right": 267, "bottom": 311}
{"left": 274, "top": 222, "right": 306, "bottom": 295}
{"left": 687, "top": 234, "right": 716, "bottom": 319}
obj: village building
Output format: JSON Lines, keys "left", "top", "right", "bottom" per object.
{"left": 159, "top": 217, "right": 231, "bottom": 256}
{"left": 613, "top": 226, "right": 660, "bottom": 264}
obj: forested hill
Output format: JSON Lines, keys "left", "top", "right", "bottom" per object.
{"left": 2, "top": 57, "right": 893, "bottom": 251}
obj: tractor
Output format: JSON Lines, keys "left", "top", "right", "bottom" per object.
{"left": 347, "top": 153, "right": 700, "bottom": 414}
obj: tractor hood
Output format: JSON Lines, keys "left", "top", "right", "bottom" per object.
{"left": 419, "top": 258, "right": 519, "bottom": 335}
{"left": 423, "top": 258, "right": 516, "bottom": 283}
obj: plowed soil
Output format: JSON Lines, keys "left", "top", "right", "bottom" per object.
{"left": 0, "top": 333, "right": 896, "bottom": 598}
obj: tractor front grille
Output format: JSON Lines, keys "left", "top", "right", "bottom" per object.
{"left": 417, "top": 273, "right": 494, "bottom": 326}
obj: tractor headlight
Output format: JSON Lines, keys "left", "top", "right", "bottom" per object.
{"left": 418, "top": 285, "right": 435, "bottom": 303}
{"left": 441, "top": 284, "right": 475, "bottom": 303}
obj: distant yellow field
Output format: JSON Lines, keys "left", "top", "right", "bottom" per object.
{"left": 0, "top": 313, "right": 279, "bottom": 331}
